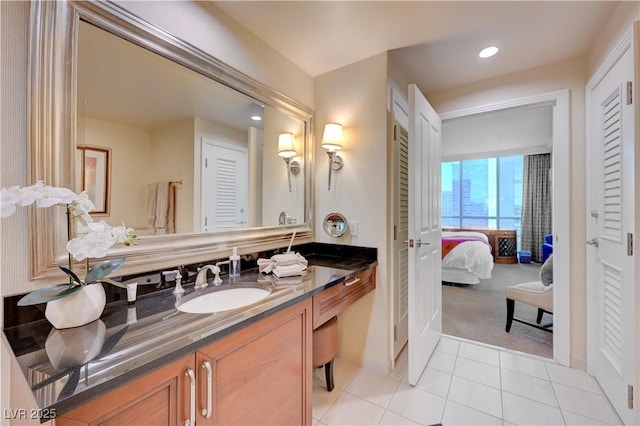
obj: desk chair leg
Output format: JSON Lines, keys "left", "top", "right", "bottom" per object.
{"left": 506, "top": 298, "right": 515, "bottom": 332}
{"left": 324, "top": 360, "right": 335, "bottom": 391}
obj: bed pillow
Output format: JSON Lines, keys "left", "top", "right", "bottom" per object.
{"left": 540, "top": 254, "right": 553, "bottom": 286}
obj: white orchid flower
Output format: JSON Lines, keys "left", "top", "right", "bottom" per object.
{"left": 111, "top": 223, "right": 136, "bottom": 245}
{"left": 34, "top": 184, "right": 79, "bottom": 208}
{"left": 70, "top": 191, "right": 96, "bottom": 224}
{"left": 67, "top": 220, "right": 136, "bottom": 260}
{"left": 3, "top": 182, "right": 136, "bottom": 264}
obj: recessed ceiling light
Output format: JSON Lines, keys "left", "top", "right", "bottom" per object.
{"left": 251, "top": 115, "right": 262, "bottom": 121}
{"left": 479, "top": 46, "right": 499, "bottom": 58}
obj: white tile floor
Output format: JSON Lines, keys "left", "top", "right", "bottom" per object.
{"left": 312, "top": 336, "right": 623, "bottom": 426}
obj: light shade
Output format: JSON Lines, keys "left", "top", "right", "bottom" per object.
{"left": 322, "top": 123, "right": 343, "bottom": 151}
{"left": 278, "top": 133, "right": 297, "bottom": 158}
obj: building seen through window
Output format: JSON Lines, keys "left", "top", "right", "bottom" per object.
{"left": 442, "top": 156, "right": 523, "bottom": 248}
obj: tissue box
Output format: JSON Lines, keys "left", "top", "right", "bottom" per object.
{"left": 518, "top": 250, "right": 531, "bottom": 264}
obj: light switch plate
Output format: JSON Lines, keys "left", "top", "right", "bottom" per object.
{"left": 349, "top": 220, "right": 358, "bottom": 236}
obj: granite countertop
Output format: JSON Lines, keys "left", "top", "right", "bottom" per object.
{"left": 3, "top": 245, "right": 377, "bottom": 419}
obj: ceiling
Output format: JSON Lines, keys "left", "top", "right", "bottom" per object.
{"left": 213, "top": 1, "right": 619, "bottom": 94}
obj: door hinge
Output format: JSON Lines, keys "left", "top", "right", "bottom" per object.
{"left": 204, "top": 217, "right": 208, "bottom": 227}
{"left": 628, "top": 233, "right": 634, "bottom": 256}
{"left": 205, "top": 158, "right": 208, "bottom": 168}
{"left": 393, "top": 124, "right": 397, "bottom": 141}
{"left": 626, "top": 82, "right": 633, "bottom": 105}
{"left": 394, "top": 325, "right": 398, "bottom": 341}
{"left": 629, "top": 384, "right": 634, "bottom": 409}
{"left": 394, "top": 225, "right": 398, "bottom": 241}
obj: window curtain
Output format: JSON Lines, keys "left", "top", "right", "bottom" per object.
{"left": 520, "top": 153, "right": 552, "bottom": 262}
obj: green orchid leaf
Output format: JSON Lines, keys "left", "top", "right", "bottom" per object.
{"left": 101, "top": 277, "right": 128, "bottom": 289}
{"left": 59, "top": 266, "right": 82, "bottom": 285}
{"left": 85, "top": 258, "right": 126, "bottom": 284}
{"left": 17, "top": 284, "right": 82, "bottom": 306}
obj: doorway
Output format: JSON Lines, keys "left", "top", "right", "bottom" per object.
{"left": 390, "top": 89, "right": 571, "bottom": 369}
{"left": 440, "top": 105, "right": 553, "bottom": 358}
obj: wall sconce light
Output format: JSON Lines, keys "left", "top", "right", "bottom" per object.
{"left": 278, "top": 132, "right": 301, "bottom": 192}
{"left": 321, "top": 123, "right": 344, "bottom": 191}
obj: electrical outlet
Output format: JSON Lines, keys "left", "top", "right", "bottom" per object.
{"left": 349, "top": 220, "right": 358, "bottom": 236}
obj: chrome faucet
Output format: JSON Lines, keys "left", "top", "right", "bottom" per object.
{"left": 195, "top": 265, "right": 221, "bottom": 289}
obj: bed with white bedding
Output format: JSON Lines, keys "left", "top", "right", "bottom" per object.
{"left": 442, "top": 231, "right": 494, "bottom": 284}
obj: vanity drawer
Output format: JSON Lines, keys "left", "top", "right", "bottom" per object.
{"left": 313, "top": 267, "right": 376, "bottom": 329}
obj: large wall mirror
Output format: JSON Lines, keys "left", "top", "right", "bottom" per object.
{"left": 29, "top": 1, "right": 314, "bottom": 279}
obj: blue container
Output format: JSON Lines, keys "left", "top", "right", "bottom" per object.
{"left": 518, "top": 250, "right": 532, "bottom": 264}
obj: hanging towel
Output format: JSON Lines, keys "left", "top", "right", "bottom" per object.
{"left": 147, "top": 181, "right": 176, "bottom": 234}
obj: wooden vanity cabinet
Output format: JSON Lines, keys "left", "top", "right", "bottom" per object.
{"left": 195, "top": 298, "right": 312, "bottom": 425}
{"left": 55, "top": 298, "right": 313, "bottom": 426}
{"left": 55, "top": 354, "right": 195, "bottom": 425}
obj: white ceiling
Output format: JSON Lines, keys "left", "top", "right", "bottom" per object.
{"left": 213, "top": 1, "right": 619, "bottom": 94}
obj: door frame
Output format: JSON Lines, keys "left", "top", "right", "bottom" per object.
{"left": 439, "top": 89, "right": 571, "bottom": 366}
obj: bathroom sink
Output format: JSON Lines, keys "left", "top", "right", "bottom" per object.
{"left": 176, "top": 284, "right": 272, "bottom": 314}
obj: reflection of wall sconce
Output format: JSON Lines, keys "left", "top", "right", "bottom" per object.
{"left": 322, "top": 123, "right": 344, "bottom": 191}
{"left": 278, "top": 132, "right": 301, "bottom": 192}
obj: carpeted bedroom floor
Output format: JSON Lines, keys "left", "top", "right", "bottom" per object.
{"left": 442, "top": 261, "right": 553, "bottom": 359}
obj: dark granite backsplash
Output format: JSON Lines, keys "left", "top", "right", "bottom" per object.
{"left": 3, "top": 242, "right": 376, "bottom": 329}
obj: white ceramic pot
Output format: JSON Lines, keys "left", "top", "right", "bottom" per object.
{"left": 45, "top": 284, "right": 106, "bottom": 329}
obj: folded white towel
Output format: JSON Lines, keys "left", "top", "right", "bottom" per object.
{"left": 271, "top": 253, "right": 300, "bottom": 266}
{"left": 258, "top": 252, "right": 308, "bottom": 277}
{"left": 273, "top": 263, "right": 306, "bottom": 278}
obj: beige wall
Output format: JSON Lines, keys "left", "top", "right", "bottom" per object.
{"left": 78, "top": 116, "right": 153, "bottom": 231}
{"left": 587, "top": 2, "right": 640, "bottom": 77}
{"left": 0, "top": 1, "right": 313, "bottom": 422}
{"left": 262, "top": 107, "right": 306, "bottom": 227}
{"left": 151, "top": 118, "right": 195, "bottom": 234}
{"left": 314, "top": 52, "right": 391, "bottom": 373}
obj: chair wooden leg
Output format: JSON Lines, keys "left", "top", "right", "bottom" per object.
{"left": 506, "top": 298, "right": 515, "bottom": 332}
{"left": 324, "top": 359, "right": 335, "bottom": 391}
{"left": 536, "top": 308, "right": 544, "bottom": 324}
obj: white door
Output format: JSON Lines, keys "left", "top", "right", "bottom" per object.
{"left": 587, "top": 29, "right": 636, "bottom": 425}
{"left": 407, "top": 84, "right": 442, "bottom": 385}
{"left": 201, "top": 139, "right": 248, "bottom": 231}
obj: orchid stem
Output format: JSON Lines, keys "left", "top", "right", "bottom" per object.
{"left": 66, "top": 205, "right": 74, "bottom": 285}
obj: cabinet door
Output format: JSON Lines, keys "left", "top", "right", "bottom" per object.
{"left": 56, "top": 354, "right": 195, "bottom": 426}
{"left": 197, "top": 298, "right": 312, "bottom": 426}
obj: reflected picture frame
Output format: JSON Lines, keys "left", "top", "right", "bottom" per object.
{"left": 76, "top": 146, "right": 111, "bottom": 215}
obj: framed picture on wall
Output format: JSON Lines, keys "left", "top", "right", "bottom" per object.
{"left": 77, "top": 145, "right": 111, "bottom": 215}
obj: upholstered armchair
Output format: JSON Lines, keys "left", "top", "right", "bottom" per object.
{"left": 505, "top": 255, "right": 553, "bottom": 333}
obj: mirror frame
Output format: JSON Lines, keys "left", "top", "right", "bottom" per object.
{"left": 29, "top": 1, "right": 314, "bottom": 280}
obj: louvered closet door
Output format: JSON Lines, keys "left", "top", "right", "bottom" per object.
{"left": 588, "top": 33, "right": 636, "bottom": 425}
{"left": 393, "top": 122, "right": 410, "bottom": 359}
{"left": 201, "top": 139, "right": 248, "bottom": 231}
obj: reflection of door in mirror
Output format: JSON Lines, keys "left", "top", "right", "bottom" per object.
{"left": 201, "top": 139, "right": 249, "bottom": 231}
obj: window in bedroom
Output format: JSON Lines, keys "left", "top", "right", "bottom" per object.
{"left": 442, "top": 155, "right": 523, "bottom": 246}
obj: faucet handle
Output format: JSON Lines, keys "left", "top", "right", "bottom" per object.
{"left": 163, "top": 270, "right": 184, "bottom": 294}
{"left": 212, "top": 263, "right": 225, "bottom": 286}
